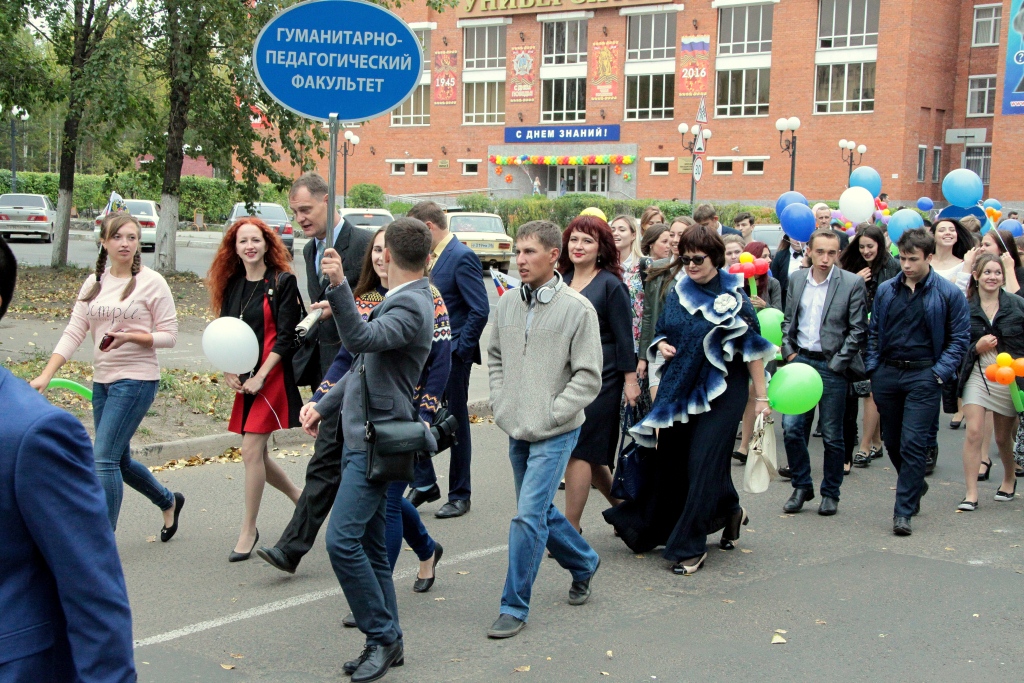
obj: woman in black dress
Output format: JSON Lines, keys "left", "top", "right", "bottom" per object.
{"left": 604, "top": 226, "right": 775, "bottom": 575}
{"left": 207, "top": 217, "right": 303, "bottom": 561}
{"left": 559, "top": 215, "right": 639, "bottom": 532}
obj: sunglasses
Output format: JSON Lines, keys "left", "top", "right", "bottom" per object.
{"left": 679, "top": 255, "right": 707, "bottom": 266}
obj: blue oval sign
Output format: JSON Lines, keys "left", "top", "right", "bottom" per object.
{"left": 253, "top": 0, "right": 423, "bottom": 123}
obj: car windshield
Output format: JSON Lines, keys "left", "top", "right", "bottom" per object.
{"left": 0, "top": 194, "right": 44, "bottom": 208}
{"left": 449, "top": 215, "right": 505, "bottom": 234}
{"left": 236, "top": 204, "right": 289, "bottom": 221}
{"left": 346, "top": 214, "right": 391, "bottom": 227}
{"left": 125, "top": 200, "right": 154, "bottom": 216}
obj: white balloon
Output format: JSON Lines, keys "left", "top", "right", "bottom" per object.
{"left": 838, "top": 186, "right": 875, "bottom": 225}
{"left": 202, "top": 317, "right": 260, "bottom": 374}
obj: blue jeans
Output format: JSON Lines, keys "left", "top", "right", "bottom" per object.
{"left": 871, "top": 365, "right": 941, "bottom": 518}
{"left": 385, "top": 481, "right": 436, "bottom": 570}
{"left": 782, "top": 355, "right": 848, "bottom": 500}
{"left": 92, "top": 379, "right": 173, "bottom": 530}
{"left": 325, "top": 447, "right": 401, "bottom": 646}
{"left": 501, "top": 428, "right": 600, "bottom": 622}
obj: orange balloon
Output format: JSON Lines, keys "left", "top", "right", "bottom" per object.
{"left": 985, "top": 364, "right": 1001, "bottom": 382}
{"left": 996, "top": 366, "right": 1016, "bottom": 385}
{"left": 1013, "top": 358, "right": 1024, "bottom": 377}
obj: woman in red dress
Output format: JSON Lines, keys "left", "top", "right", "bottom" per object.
{"left": 208, "top": 217, "right": 303, "bottom": 561}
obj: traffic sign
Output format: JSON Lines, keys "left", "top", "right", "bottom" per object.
{"left": 695, "top": 96, "right": 708, "bottom": 124}
{"left": 693, "top": 157, "right": 704, "bottom": 182}
{"left": 253, "top": 0, "right": 423, "bottom": 123}
{"left": 693, "top": 128, "right": 706, "bottom": 155}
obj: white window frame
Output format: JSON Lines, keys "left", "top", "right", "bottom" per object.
{"left": 717, "top": 3, "right": 774, "bottom": 56}
{"left": 646, "top": 157, "right": 673, "bottom": 175}
{"left": 967, "top": 74, "right": 997, "bottom": 117}
{"left": 713, "top": 159, "right": 734, "bottom": 174}
{"left": 917, "top": 145, "right": 927, "bottom": 182}
{"left": 458, "top": 159, "right": 481, "bottom": 175}
{"left": 542, "top": 18, "right": 589, "bottom": 66}
{"left": 932, "top": 146, "right": 942, "bottom": 183}
{"left": 463, "top": 25, "right": 507, "bottom": 71}
{"left": 413, "top": 162, "right": 429, "bottom": 176}
{"left": 625, "top": 73, "right": 675, "bottom": 120}
{"left": 391, "top": 83, "right": 431, "bottom": 127}
{"left": 412, "top": 28, "right": 432, "bottom": 73}
{"left": 972, "top": 4, "right": 1002, "bottom": 47}
{"left": 964, "top": 144, "right": 992, "bottom": 185}
{"left": 463, "top": 81, "right": 506, "bottom": 125}
{"left": 743, "top": 159, "right": 765, "bottom": 175}
{"left": 817, "top": 0, "right": 879, "bottom": 49}
{"left": 711, "top": 0, "right": 779, "bottom": 7}
{"left": 390, "top": 162, "right": 406, "bottom": 175}
{"left": 715, "top": 67, "right": 770, "bottom": 118}
{"left": 814, "top": 61, "right": 876, "bottom": 114}
{"left": 626, "top": 12, "right": 677, "bottom": 62}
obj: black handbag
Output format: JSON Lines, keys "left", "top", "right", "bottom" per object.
{"left": 360, "top": 360, "right": 432, "bottom": 483}
{"left": 268, "top": 272, "right": 321, "bottom": 390}
{"left": 610, "top": 406, "right": 652, "bottom": 502}
{"left": 430, "top": 406, "right": 459, "bottom": 455}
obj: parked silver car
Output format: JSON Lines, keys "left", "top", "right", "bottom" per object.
{"left": 0, "top": 193, "right": 57, "bottom": 242}
{"left": 225, "top": 202, "right": 295, "bottom": 254}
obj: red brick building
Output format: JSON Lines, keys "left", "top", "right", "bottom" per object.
{"left": 270, "top": 0, "right": 1024, "bottom": 207}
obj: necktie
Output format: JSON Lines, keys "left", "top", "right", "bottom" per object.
{"left": 316, "top": 239, "right": 326, "bottom": 277}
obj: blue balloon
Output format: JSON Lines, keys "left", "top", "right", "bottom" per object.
{"left": 942, "top": 169, "right": 984, "bottom": 208}
{"left": 849, "top": 166, "right": 882, "bottom": 198}
{"left": 887, "top": 209, "right": 924, "bottom": 243}
{"left": 780, "top": 203, "right": 817, "bottom": 243}
{"left": 981, "top": 218, "right": 994, "bottom": 235}
{"left": 983, "top": 198, "right": 1003, "bottom": 210}
{"left": 775, "top": 191, "right": 807, "bottom": 220}
{"left": 999, "top": 219, "right": 1024, "bottom": 238}
{"left": 916, "top": 197, "right": 934, "bottom": 211}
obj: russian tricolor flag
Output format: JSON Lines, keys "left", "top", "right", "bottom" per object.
{"left": 490, "top": 267, "right": 520, "bottom": 296}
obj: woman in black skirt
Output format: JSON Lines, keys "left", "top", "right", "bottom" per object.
{"left": 559, "top": 214, "right": 639, "bottom": 532}
{"left": 604, "top": 226, "right": 775, "bottom": 575}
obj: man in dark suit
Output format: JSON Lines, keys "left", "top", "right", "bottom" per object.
{"left": 407, "top": 201, "right": 490, "bottom": 519}
{"left": 302, "top": 218, "right": 436, "bottom": 682}
{"left": 256, "top": 172, "right": 372, "bottom": 575}
{"left": 693, "top": 203, "right": 743, "bottom": 237}
{"left": 0, "top": 235, "right": 136, "bottom": 682}
{"left": 780, "top": 229, "right": 868, "bottom": 516}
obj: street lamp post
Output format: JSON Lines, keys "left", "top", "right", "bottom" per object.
{"left": 839, "top": 139, "right": 867, "bottom": 182}
{"left": 677, "top": 122, "right": 712, "bottom": 209}
{"left": 9, "top": 107, "right": 29, "bottom": 193}
{"left": 776, "top": 117, "right": 800, "bottom": 191}
{"left": 341, "top": 129, "right": 360, "bottom": 209}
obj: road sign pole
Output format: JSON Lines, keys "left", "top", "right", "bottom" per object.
{"left": 690, "top": 154, "right": 697, "bottom": 209}
{"left": 327, "top": 113, "right": 339, "bottom": 247}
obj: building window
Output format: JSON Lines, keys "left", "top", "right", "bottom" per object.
{"left": 973, "top": 5, "right": 1002, "bottom": 47}
{"left": 716, "top": 68, "right": 770, "bottom": 117}
{"left": 625, "top": 73, "right": 674, "bottom": 120}
{"left": 965, "top": 145, "right": 991, "bottom": 185}
{"left": 555, "top": 165, "right": 608, "bottom": 194}
{"left": 917, "top": 146, "right": 927, "bottom": 182}
{"left": 463, "top": 81, "right": 506, "bottom": 124}
{"left": 464, "top": 25, "right": 506, "bottom": 70}
{"left": 713, "top": 160, "right": 734, "bottom": 174}
{"left": 462, "top": 162, "right": 479, "bottom": 175}
{"left": 413, "top": 29, "right": 431, "bottom": 71}
{"left": 391, "top": 163, "right": 406, "bottom": 175}
{"left": 543, "top": 19, "right": 588, "bottom": 65}
{"left": 541, "top": 78, "right": 586, "bottom": 122}
{"left": 818, "top": 0, "right": 879, "bottom": 49}
{"left": 967, "top": 75, "right": 997, "bottom": 117}
{"left": 650, "top": 160, "right": 670, "bottom": 175}
{"left": 413, "top": 162, "right": 429, "bottom": 175}
{"left": 744, "top": 160, "right": 765, "bottom": 174}
{"left": 391, "top": 84, "right": 431, "bottom": 126}
{"left": 626, "top": 12, "right": 676, "bottom": 61}
{"left": 932, "top": 147, "right": 941, "bottom": 183}
{"left": 814, "top": 62, "right": 875, "bottom": 113}
{"left": 718, "top": 4, "right": 773, "bottom": 55}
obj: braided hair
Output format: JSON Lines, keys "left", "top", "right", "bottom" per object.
{"left": 80, "top": 212, "right": 142, "bottom": 303}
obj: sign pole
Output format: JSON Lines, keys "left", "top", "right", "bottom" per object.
{"left": 327, "top": 113, "right": 339, "bottom": 247}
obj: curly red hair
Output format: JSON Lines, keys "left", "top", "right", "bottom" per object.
{"left": 557, "top": 215, "right": 622, "bottom": 279}
{"left": 207, "top": 217, "right": 293, "bottom": 315}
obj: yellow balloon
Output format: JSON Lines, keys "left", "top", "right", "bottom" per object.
{"left": 882, "top": 209, "right": 891, "bottom": 216}
{"left": 738, "top": 253, "right": 754, "bottom": 264}
{"left": 579, "top": 207, "right": 608, "bottom": 222}
{"left": 997, "top": 352, "right": 1013, "bottom": 367}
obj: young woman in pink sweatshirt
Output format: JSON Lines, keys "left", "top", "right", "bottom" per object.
{"left": 32, "top": 213, "right": 184, "bottom": 539}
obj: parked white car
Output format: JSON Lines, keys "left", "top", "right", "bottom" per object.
{"left": 338, "top": 208, "right": 394, "bottom": 229}
{"left": 0, "top": 193, "right": 57, "bottom": 242}
{"left": 94, "top": 199, "right": 159, "bottom": 251}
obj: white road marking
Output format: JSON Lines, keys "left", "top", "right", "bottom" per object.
{"left": 133, "top": 543, "right": 508, "bottom": 648}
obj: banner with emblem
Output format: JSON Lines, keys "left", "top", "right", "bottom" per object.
{"left": 678, "top": 35, "right": 711, "bottom": 97}
{"left": 433, "top": 50, "right": 458, "bottom": 105}
{"left": 510, "top": 45, "right": 536, "bottom": 103}
{"left": 589, "top": 40, "right": 619, "bottom": 101}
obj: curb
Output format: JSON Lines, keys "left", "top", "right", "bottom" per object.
{"left": 130, "top": 427, "right": 311, "bottom": 466}
{"left": 468, "top": 399, "right": 491, "bottom": 415}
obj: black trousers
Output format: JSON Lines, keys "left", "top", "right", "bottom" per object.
{"left": 416, "top": 357, "right": 474, "bottom": 500}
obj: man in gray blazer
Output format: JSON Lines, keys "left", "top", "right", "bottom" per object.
{"left": 301, "top": 218, "right": 435, "bottom": 682}
{"left": 780, "top": 229, "right": 868, "bottom": 516}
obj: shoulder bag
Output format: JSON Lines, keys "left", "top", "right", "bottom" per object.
{"left": 610, "top": 406, "right": 652, "bottom": 501}
{"left": 743, "top": 413, "right": 778, "bottom": 494}
{"left": 360, "top": 359, "right": 433, "bottom": 483}
{"left": 272, "top": 272, "right": 321, "bottom": 390}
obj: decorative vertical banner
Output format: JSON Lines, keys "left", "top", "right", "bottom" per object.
{"left": 1004, "top": 0, "right": 1024, "bottom": 114}
{"left": 589, "top": 40, "right": 619, "bottom": 101}
{"left": 678, "top": 35, "right": 711, "bottom": 97}
{"left": 510, "top": 45, "right": 536, "bottom": 103}
{"left": 433, "top": 50, "right": 458, "bottom": 105}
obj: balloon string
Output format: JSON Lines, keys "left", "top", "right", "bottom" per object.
{"left": 257, "top": 391, "right": 284, "bottom": 432}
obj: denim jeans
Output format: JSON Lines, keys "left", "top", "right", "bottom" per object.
{"left": 92, "top": 379, "right": 173, "bottom": 530}
{"left": 871, "top": 365, "right": 941, "bottom": 518}
{"left": 782, "top": 355, "right": 848, "bottom": 500}
{"left": 501, "top": 428, "right": 600, "bottom": 622}
{"left": 385, "top": 481, "right": 435, "bottom": 570}
{"left": 325, "top": 446, "right": 401, "bottom": 646}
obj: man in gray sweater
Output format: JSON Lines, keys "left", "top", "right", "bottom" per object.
{"left": 486, "top": 220, "right": 603, "bottom": 639}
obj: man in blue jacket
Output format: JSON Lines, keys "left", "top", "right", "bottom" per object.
{"left": 0, "top": 235, "right": 136, "bottom": 682}
{"left": 407, "top": 202, "right": 490, "bottom": 518}
{"left": 866, "top": 229, "right": 970, "bottom": 536}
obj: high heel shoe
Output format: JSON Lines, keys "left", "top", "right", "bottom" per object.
{"left": 720, "top": 507, "right": 749, "bottom": 550}
{"left": 978, "top": 460, "right": 993, "bottom": 482}
{"left": 229, "top": 529, "right": 259, "bottom": 562}
{"left": 671, "top": 552, "right": 707, "bottom": 575}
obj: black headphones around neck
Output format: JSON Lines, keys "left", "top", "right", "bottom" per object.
{"left": 520, "top": 271, "right": 563, "bottom": 305}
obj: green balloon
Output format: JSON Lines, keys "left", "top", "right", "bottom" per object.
{"left": 757, "top": 307, "right": 784, "bottom": 347}
{"left": 890, "top": 243, "right": 899, "bottom": 257}
{"left": 48, "top": 377, "right": 93, "bottom": 401}
{"left": 767, "top": 363, "right": 823, "bottom": 415}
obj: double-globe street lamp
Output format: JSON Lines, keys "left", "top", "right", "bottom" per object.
{"left": 775, "top": 116, "right": 800, "bottom": 192}
{"left": 9, "top": 107, "right": 29, "bottom": 192}
{"left": 677, "top": 122, "right": 712, "bottom": 209}
{"left": 839, "top": 139, "right": 867, "bottom": 182}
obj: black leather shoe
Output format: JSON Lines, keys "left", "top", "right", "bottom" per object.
{"left": 406, "top": 484, "right": 441, "bottom": 508}
{"left": 343, "top": 642, "right": 404, "bottom": 676}
{"left": 893, "top": 516, "right": 912, "bottom": 536}
{"left": 732, "top": 450, "right": 747, "bottom": 464}
{"left": 413, "top": 543, "right": 443, "bottom": 593}
{"left": 777, "top": 467, "right": 792, "bottom": 480}
{"left": 720, "top": 507, "right": 749, "bottom": 550}
{"left": 342, "top": 611, "right": 357, "bottom": 628}
{"left": 924, "top": 446, "right": 938, "bottom": 476}
{"left": 852, "top": 451, "right": 872, "bottom": 468}
{"left": 160, "top": 492, "right": 185, "bottom": 542}
{"left": 487, "top": 613, "right": 526, "bottom": 639}
{"left": 568, "top": 558, "right": 599, "bottom": 606}
{"left": 818, "top": 496, "right": 838, "bottom": 516}
{"left": 435, "top": 499, "right": 470, "bottom": 518}
{"left": 783, "top": 488, "right": 814, "bottom": 513}
{"left": 256, "top": 546, "right": 297, "bottom": 574}
{"left": 912, "top": 480, "right": 929, "bottom": 516}
{"left": 350, "top": 640, "right": 404, "bottom": 682}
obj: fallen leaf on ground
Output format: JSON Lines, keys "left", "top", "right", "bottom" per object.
{"left": 722, "top": 599, "right": 735, "bottom": 604}
{"left": 434, "top": 597, "right": 445, "bottom": 601}
{"left": 220, "top": 664, "right": 235, "bottom": 670}
{"left": 451, "top": 658, "right": 465, "bottom": 662}
{"left": 816, "top": 620, "right": 826, "bottom": 625}
{"left": 771, "top": 634, "right": 787, "bottom": 644}
{"left": 229, "top": 653, "right": 243, "bottom": 659}
{"left": 457, "top": 571, "right": 469, "bottom": 575}
{"left": 740, "top": 549, "right": 753, "bottom": 554}
{"left": 146, "top": 536, "right": 156, "bottom": 543}
{"left": 973, "top": 614, "right": 979, "bottom": 617}
{"left": 775, "top": 629, "right": 787, "bottom": 634}
{"left": 606, "top": 650, "right": 613, "bottom": 658}
{"left": 945, "top": 547, "right": 955, "bottom": 551}
{"left": 601, "top": 672, "right": 610, "bottom": 676}
{"left": 469, "top": 415, "right": 485, "bottom": 424}
{"left": 513, "top": 665, "right": 531, "bottom": 672}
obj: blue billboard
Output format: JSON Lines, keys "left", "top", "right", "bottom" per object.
{"left": 504, "top": 125, "right": 621, "bottom": 143}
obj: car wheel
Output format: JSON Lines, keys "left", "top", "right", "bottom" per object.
{"left": 498, "top": 263, "right": 510, "bottom": 274}
{"left": 42, "top": 225, "right": 53, "bottom": 243}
